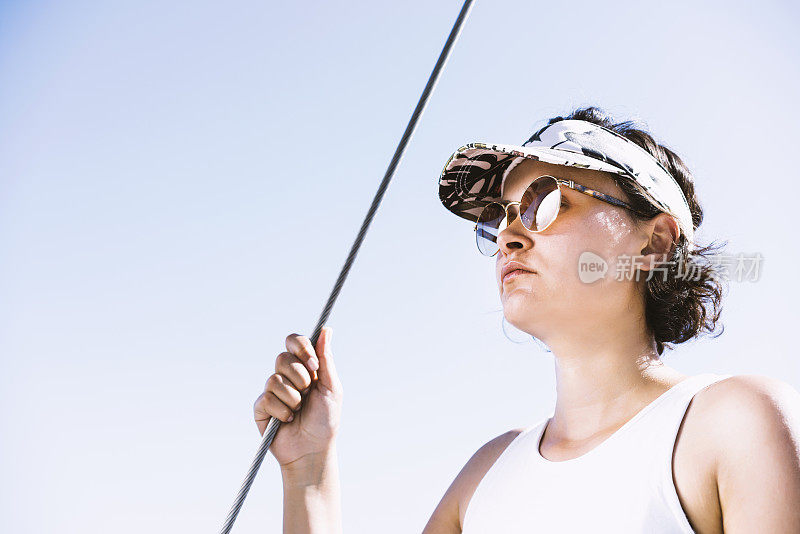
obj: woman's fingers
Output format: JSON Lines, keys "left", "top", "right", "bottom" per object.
{"left": 254, "top": 389, "right": 296, "bottom": 429}
{"left": 253, "top": 394, "right": 274, "bottom": 436}
{"left": 253, "top": 394, "right": 273, "bottom": 436}
{"left": 315, "top": 326, "right": 340, "bottom": 393}
{"left": 266, "top": 373, "right": 303, "bottom": 412}
{"left": 253, "top": 329, "right": 340, "bottom": 437}
{"left": 285, "top": 333, "right": 319, "bottom": 374}
{"left": 253, "top": 370, "right": 305, "bottom": 436}
{"left": 275, "top": 352, "right": 313, "bottom": 393}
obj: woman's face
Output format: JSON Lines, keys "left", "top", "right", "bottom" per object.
{"left": 496, "top": 158, "right": 649, "bottom": 341}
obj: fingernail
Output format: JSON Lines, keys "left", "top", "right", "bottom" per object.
{"left": 287, "top": 414, "right": 294, "bottom": 422}
{"left": 309, "top": 358, "right": 319, "bottom": 371}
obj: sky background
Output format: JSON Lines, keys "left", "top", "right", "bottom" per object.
{"left": 1, "top": 0, "right": 798, "bottom": 532}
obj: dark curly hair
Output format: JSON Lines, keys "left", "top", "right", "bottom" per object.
{"left": 542, "top": 106, "right": 728, "bottom": 356}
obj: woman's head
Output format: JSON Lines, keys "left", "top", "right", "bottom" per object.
{"left": 497, "top": 106, "right": 726, "bottom": 355}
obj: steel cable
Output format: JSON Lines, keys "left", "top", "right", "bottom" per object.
{"left": 218, "top": 1, "right": 475, "bottom": 532}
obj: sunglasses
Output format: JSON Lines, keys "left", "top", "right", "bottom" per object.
{"left": 474, "top": 174, "right": 651, "bottom": 257}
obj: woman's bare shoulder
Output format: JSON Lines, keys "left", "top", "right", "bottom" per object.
{"left": 689, "top": 374, "right": 800, "bottom": 426}
{"left": 455, "top": 428, "right": 528, "bottom": 526}
{"left": 686, "top": 374, "right": 800, "bottom": 531}
{"left": 422, "top": 428, "right": 527, "bottom": 534}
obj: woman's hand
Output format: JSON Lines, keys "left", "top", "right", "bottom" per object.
{"left": 253, "top": 326, "right": 343, "bottom": 468}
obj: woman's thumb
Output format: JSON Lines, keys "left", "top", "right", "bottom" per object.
{"left": 315, "top": 326, "right": 340, "bottom": 389}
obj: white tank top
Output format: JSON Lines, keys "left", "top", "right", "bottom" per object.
{"left": 462, "top": 373, "right": 733, "bottom": 534}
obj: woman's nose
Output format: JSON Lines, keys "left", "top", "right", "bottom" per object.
{"left": 497, "top": 204, "right": 533, "bottom": 254}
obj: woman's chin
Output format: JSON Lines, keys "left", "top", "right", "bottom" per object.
{"left": 501, "top": 291, "right": 535, "bottom": 310}
{"left": 501, "top": 281, "right": 550, "bottom": 324}
{"left": 502, "top": 306, "right": 534, "bottom": 330}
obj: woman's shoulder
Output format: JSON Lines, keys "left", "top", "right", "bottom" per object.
{"left": 692, "top": 373, "right": 800, "bottom": 414}
{"left": 467, "top": 427, "right": 529, "bottom": 471}
{"left": 456, "top": 427, "right": 527, "bottom": 494}
{"left": 453, "top": 422, "right": 547, "bottom": 528}
{"left": 468, "top": 418, "right": 550, "bottom": 472}
{"left": 685, "top": 374, "right": 800, "bottom": 530}
{"left": 424, "top": 426, "right": 534, "bottom": 534}
{"left": 685, "top": 373, "right": 798, "bottom": 432}
{"left": 685, "top": 373, "right": 800, "bottom": 467}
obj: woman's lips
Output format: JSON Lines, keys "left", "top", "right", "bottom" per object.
{"left": 502, "top": 269, "right": 534, "bottom": 283}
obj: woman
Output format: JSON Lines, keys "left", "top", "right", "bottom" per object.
{"left": 253, "top": 107, "right": 800, "bottom": 533}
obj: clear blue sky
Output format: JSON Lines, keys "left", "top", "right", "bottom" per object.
{"left": 1, "top": 1, "right": 798, "bottom": 532}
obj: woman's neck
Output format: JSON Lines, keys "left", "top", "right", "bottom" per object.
{"left": 544, "top": 326, "right": 685, "bottom": 443}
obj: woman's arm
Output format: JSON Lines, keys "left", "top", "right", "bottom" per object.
{"left": 281, "top": 446, "right": 343, "bottom": 534}
{"left": 709, "top": 375, "right": 800, "bottom": 533}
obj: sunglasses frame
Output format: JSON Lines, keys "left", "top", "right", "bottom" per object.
{"left": 473, "top": 174, "right": 652, "bottom": 257}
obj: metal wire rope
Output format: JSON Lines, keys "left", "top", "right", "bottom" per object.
{"left": 219, "top": 1, "right": 475, "bottom": 531}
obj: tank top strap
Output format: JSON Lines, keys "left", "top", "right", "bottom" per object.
{"left": 642, "top": 373, "right": 734, "bottom": 531}
{"left": 632, "top": 372, "right": 734, "bottom": 457}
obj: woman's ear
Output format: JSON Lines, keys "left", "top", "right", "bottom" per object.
{"left": 637, "top": 213, "right": 681, "bottom": 273}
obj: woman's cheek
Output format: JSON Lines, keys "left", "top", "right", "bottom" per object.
{"left": 592, "top": 210, "right": 636, "bottom": 248}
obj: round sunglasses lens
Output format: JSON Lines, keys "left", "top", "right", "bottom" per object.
{"left": 476, "top": 203, "right": 506, "bottom": 256}
{"left": 520, "top": 176, "right": 560, "bottom": 231}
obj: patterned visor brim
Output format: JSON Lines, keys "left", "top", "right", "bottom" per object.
{"left": 437, "top": 119, "right": 695, "bottom": 246}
